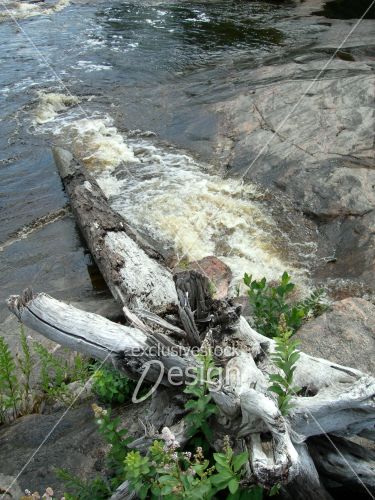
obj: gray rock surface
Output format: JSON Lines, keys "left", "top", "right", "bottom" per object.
{"left": 0, "top": 473, "right": 23, "bottom": 499}
{"left": 0, "top": 401, "right": 149, "bottom": 498}
{"left": 296, "top": 297, "right": 375, "bottom": 374}
{"left": 214, "top": 8, "right": 375, "bottom": 293}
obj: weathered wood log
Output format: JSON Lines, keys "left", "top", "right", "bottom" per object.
{"left": 132, "top": 308, "right": 186, "bottom": 340}
{"left": 280, "top": 443, "right": 333, "bottom": 500}
{"left": 53, "top": 147, "right": 177, "bottom": 313}
{"left": 7, "top": 289, "right": 194, "bottom": 385}
{"left": 7, "top": 282, "right": 375, "bottom": 496}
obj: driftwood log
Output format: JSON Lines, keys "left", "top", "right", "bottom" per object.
{"left": 53, "top": 147, "right": 177, "bottom": 313}
{"left": 7, "top": 149, "right": 375, "bottom": 499}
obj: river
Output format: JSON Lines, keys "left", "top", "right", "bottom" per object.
{"left": 0, "top": 0, "right": 366, "bottom": 326}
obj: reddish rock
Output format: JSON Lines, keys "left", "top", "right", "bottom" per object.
{"left": 188, "top": 256, "right": 232, "bottom": 299}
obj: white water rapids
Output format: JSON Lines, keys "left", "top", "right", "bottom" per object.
{"left": 34, "top": 91, "right": 316, "bottom": 289}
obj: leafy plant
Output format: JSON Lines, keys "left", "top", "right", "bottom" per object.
{"left": 243, "top": 271, "right": 328, "bottom": 338}
{"left": 298, "top": 288, "right": 329, "bottom": 318}
{"left": 268, "top": 315, "right": 301, "bottom": 415}
{"left": 58, "top": 399, "right": 265, "bottom": 500}
{"left": 0, "top": 335, "right": 20, "bottom": 420}
{"left": 16, "top": 325, "right": 33, "bottom": 413}
{"left": 33, "top": 342, "right": 92, "bottom": 404}
{"left": 183, "top": 350, "right": 219, "bottom": 441}
{"left": 55, "top": 468, "right": 111, "bottom": 500}
{"left": 92, "top": 403, "right": 132, "bottom": 481}
{"left": 0, "top": 327, "right": 93, "bottom": 424}
{"left": 34, "top": 342, "right": 72, "bottom": 403}
{"left": 92, "top": 365, "right": 137, "bottom": 405}
{"left": 211, "top": 438, "right": 249, "bottom": 496}
{"left": 69, "top": 351, "right": 92, "bottom": 382}
{"left": 55, "top": 405, "right": 132, "bottom": 498}
{"left": 124, "top": 431, "right": 253, "bottom": 500}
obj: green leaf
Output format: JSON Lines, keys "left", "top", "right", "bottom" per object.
{"left": 228, "top": 478, "right": 239, "bottom": 494}
{"left": 211, "top": 473, "right": 231, "bottom": 489}
{"left": 281, "top": 271, "right": 290, "bottom": 284}
{"left": 232, "top": 451, "right": 248, "bottom": 472}
{"left": 268, "top": 384, "right": 285, "bottom": 397}
{"left": 269, "top": 374, "right": 289, "bottom": 388}
{"left": 243, "top": 273, "right": 252, "bottom": 286}
{"left": 213, "top": 453, "right": 227, "bottom": 467}
{"left": 269, "top": 483, "right": 281, "bottom": 496}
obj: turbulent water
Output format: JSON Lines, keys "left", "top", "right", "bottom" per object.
{"left": 0, "top": 0, "right": 324, "bottom": 318}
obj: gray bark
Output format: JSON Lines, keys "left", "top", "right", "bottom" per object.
{"left": 53, "top": 147, "right": 177, "bottom": 313}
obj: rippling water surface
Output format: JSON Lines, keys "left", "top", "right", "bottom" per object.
{"left": 0, "top": 0, "right": 321, "bottom": 320}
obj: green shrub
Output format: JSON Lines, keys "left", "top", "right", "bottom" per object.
{"left": 0, "top": 327, "right": 92, "bottom": 423}
{"left": 92, "top": 365, "right": 137, "bottom": 405}
{"left": 123, "top": 433, "right": 256, "bottom": 499}
{"left": 16, "top": 325, "right": 33, "bottom": 413}
{"left": 243, "top": 271, "right": 328, "bottom": 338}
{"left": 34, "top": 342, "right": 70, "bottom": 402}
{"left": 0, "top": 335, "right": 19, "bottom": 421}
{"left": 59, "top": 351, "right": 272, "bottom": 500}
{"left": 92, "top": 403, "right": 132, "bottom": 483}
{"left": 55, "top": 468, "right": 111, "bottom": 500}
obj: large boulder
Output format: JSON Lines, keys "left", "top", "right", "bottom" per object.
{"left": 296, "top": 298, "right": 375, "bottom": 374}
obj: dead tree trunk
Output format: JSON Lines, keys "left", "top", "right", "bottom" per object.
{"left": 53, "top": 147, "right": 177, "bottom": 313}
{"left": 7, "top": 282, "right": 375, "bottom": 498}
{"left": 7, "top": 149, "right": 375, "bottom": 498}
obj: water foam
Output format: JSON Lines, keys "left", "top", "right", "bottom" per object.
{"left": 34, "top": 92, "right": 138, "bottom": 169}
{"left": 34, "top": 93, "right": 312, "bottom": 286}
{"left": 73, "top": 60, "right": 113, "bottom": 73}
{"left": 56, "top": 117, "right": 138, "bottom": 169}
{"left": 34, "top": 91, "right": 80, "bottom": 124}
{"left": 96, "top": 140, "right": 311, "bottom": 285}
{"left": 0, "top": 0, "right": 70, "bottom": 22}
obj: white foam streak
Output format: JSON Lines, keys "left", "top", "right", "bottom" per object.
{"left": 0, "top": 0, "right": 70, "bottom": 21}
{"left": 34, "top": 92, "right": 80, "bottom": 124}
{"left": 34, "top": 92, "right": 138, "bottom": 169}
{"left": 60, "top": 118, "right": 138, "bottom": 169}
{"left": 33, "top": 91, "right": 311, "bottom": 286}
